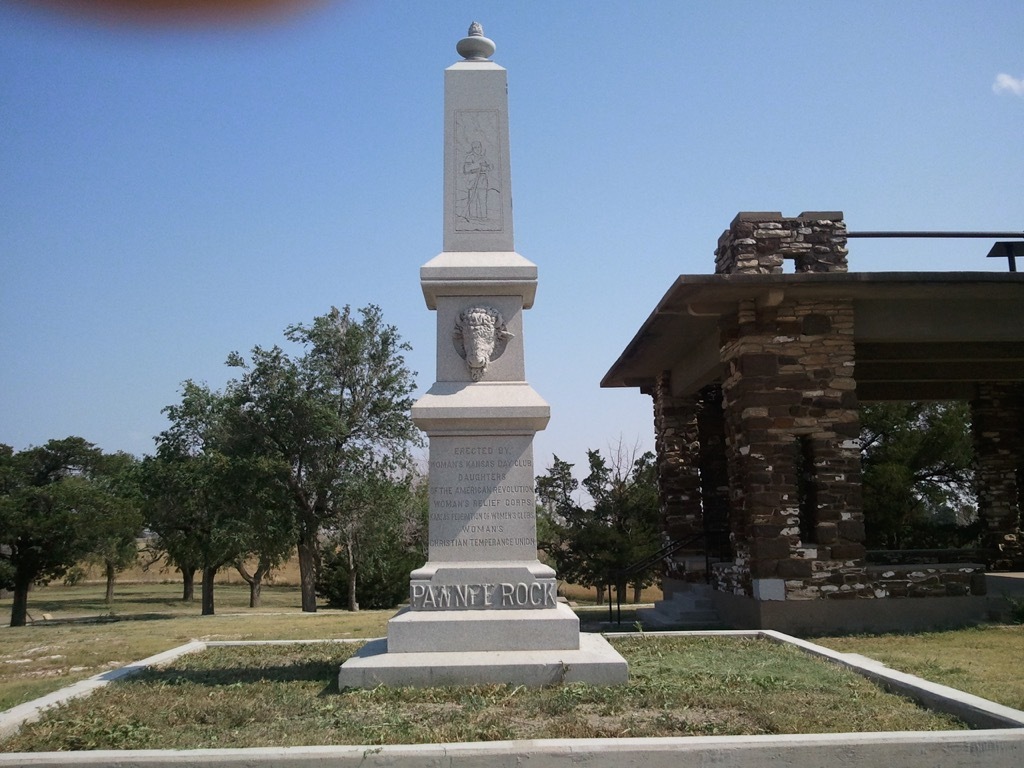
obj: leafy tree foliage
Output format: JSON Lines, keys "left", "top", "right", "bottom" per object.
{"left": 142, "top": 382, "right": 292, "bottom": 615}
{"left": 317, "top": 472, "right": 428, "bottom": 610}
{"left": 859, "top": 401, "right": 977, "bottom": 549}
{"left": 224, "top": 305, "right": 421, "bottom": 612}
{"left": 0, "top": 438, "right": 141, "bottom": 626}
{"left": 77, "top": 451, "right": 144, "bottom": 604}
{"left": 537, "top": 446, "right": 661, "bottom": 604}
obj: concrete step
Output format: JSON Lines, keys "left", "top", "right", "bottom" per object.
{"left": 636, "top": 606, "right": 724, "bottom": 630}
{"left": 652, "top": 596, "right": 715, "bottom": 612}
{"left": 637, "top": 584, "right": 726, "bottom": 630}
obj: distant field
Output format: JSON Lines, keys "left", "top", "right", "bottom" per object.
{"left": 72, "top": 552, "right": 304, "bottom": 587}
{"left": 69, "top": 553, "right": 663, "bottom": 603}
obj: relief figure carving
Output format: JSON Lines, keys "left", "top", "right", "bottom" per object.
{"left": 453, "top": 306, "right": 513, "bottom": 381}
{"left": 463, "top": 141, "right": 493, "bottom": 220}
{"left": 454, "top": 110, "right": 502, "bottom": 231}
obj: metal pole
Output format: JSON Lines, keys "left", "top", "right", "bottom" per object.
{"left": 845, "top": 231, "right": 1024, "bottom": 239}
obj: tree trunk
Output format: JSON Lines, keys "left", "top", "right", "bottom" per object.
{"left": 181, "top": 568, "right": 196, "bottom": 602}
{"left": 9, "top": 576, "right": 31, "bottom": 628}
{"left": 632, "top": 582, "right": 642, "bottom": 604}
{"left": 347, "top": 568, "right": 359, "bottom": 612}
{"left": 346, "top": 539, "right": 359, "bottom": 612}
{"left": 201, "top": 566, "right": 216, "bottom": 616}
{"left": 235, "top": 560, "right": 269, "bottom": 609}
{"left": 595, "top": 584, "right": 606, "bottom": 606}
{"left": 250, "top": 572, "right": 263, "bottom": 609}
{"left": 104, "top": 561, "right": 116, "bottom": 605}
{"left": 297, "top": 532, "right": 318, "bottom": 613}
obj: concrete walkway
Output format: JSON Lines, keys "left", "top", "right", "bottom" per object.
{"left": 988, "top": 572, "right": 1024, "bottom": 597}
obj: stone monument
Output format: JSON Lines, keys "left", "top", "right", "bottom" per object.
{"left": 338, "top": 24, "right": 628, "bottom": 688}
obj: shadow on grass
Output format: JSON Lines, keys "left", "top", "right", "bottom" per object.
{"left": 574, "top": 604, "right": 645, "bottom": 632}
{"left": 28, "top": 612, "right": 180, "bottom": 627}
{"left": 131, "top": 659, "right": 341, "bottom": 692}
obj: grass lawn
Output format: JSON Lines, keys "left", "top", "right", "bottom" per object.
{"left": 0, "top": 582, "right": 392, "bottom": 711}
{"left": 2, "top": 636, "right": 965, "bottom": 751}
{"left": 3, "top": 581, "right": 1022, "bottom": 752}
{"left": 816, "top": 624, "right": 1024, "bottom": 711}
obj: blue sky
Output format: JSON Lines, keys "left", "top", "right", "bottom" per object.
{"left": 2, "top": 1, "right": 1023, "bottom": 477}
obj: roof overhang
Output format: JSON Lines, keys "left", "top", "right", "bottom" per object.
{"left": 601, "top": 272, "right": 1024, "bottom": 401}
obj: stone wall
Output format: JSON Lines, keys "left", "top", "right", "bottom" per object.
{"left": 971, "top": 382, "right": 1024, "bottom": 569}
{"left": 715, "top": 211, "right": 849, "bottom": 275}
{"left": 711, "top": 211, "right": 868, "bottom": 600}
{"left": 713, "top": 562, "right": 986, "bottom": 600}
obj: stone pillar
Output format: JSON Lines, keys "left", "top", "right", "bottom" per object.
{"left": 696, "top": 385, "right": 731, "bottom": 547}
{"left": 971, "top": 383, "right": 1024, "bottom": 569}
{"left": 715, "top": 211, "right": 849, "bottom": 275}
{"left": 652, "top": 374, "right": 702, "bottom": 543}
{"left": 651, "top": 373, "right": 703, "bottom": 582}
{"left": 714, "top": 212, "right": 863, "bottom": 600}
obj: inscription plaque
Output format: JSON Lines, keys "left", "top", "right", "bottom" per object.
{"left": 427, "top": 433, "right": 537, "bottom": 562}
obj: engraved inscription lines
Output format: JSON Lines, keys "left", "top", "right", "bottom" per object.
{"left": 429, "top": 444, "right": 535, "bottom": 550}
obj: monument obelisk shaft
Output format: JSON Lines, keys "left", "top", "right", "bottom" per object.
{"left": 401, "top": 20, "right": 567, "bottom": 647}
{"left": 338, "top": 25, "right": 626, "bottom": 687}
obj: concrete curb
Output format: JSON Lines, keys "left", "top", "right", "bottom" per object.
{"left": 3, "top": 730, "right": 1024, "bottom": 767}
{"left": 760, "top": 629, "right": 1024, "bottom": 730}
{"left": 607, "top": 629, "right": 1024, "bottom": 730}
{"left": 0, "top": 640, "right": 206, "bottom": 741}
{"left": 2, "top": 631, "right": 1023, "bottom": 767}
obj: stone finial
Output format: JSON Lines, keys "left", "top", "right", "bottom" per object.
{"left": 456, "top": 21, "right": 496, "bottom": 61}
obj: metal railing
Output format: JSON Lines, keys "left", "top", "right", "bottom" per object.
{"left": 845, "top": 230, "right": 1024, "bottom": 272}
{"left": 605, "top": 527, "right": 731, "bottom": 625}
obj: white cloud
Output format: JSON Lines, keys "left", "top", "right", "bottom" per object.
{"left": 992, "top": 73, "right": 1024, "bottom": 96}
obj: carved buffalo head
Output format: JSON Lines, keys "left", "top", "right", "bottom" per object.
{"left": 453, "top": 306, "right": 514, "bottom": 381}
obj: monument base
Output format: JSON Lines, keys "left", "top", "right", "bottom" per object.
{"left": 338, "top": 632, "right": 628, "bottom": 688}
{"left": 388, "top": 602, "right": 580, "bottom": 652}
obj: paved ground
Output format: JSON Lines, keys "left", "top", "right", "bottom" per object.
{"left": 988, "top": 572, "right": 1024, "bottom": 597}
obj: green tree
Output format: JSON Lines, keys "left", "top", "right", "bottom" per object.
{"left": 537, "top": 446, "right": 661, "bottom": 605}
{"left": 231, "top": 494, "right": 296, "bottom": 609}
{"left": 0, "top": 437, "right": 135, "bottom": 627}
{"left": 81, "top": 451, "right": 143, "bottom": 605}
{"left": 143, "top": 382, "right": 284, "bottom": 615}
{"left": 859, "top": 401, "right": 976, "bottom": 549}
{"left": 317, "top": 471, "right": 428, "bottom": 610}
{"left": 224, "top": 305, "right": 421, "bottom": 612}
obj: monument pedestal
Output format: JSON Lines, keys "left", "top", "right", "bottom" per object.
{"left": 338, "top": 23, "right": 627, "bottom": 689}
{"left": 338, "top": 633, "right": 627, "bottom": 688}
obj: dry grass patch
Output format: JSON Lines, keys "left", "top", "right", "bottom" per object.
{"left": 2, "top": 636, "right": 964, "bottom": 752}
{"left": 816, "top": 624, "right": 1024, "bottom": 710}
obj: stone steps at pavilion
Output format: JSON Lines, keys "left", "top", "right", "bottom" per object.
{"left": 636, "top": 583, "right": 726, "bottom": 630}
